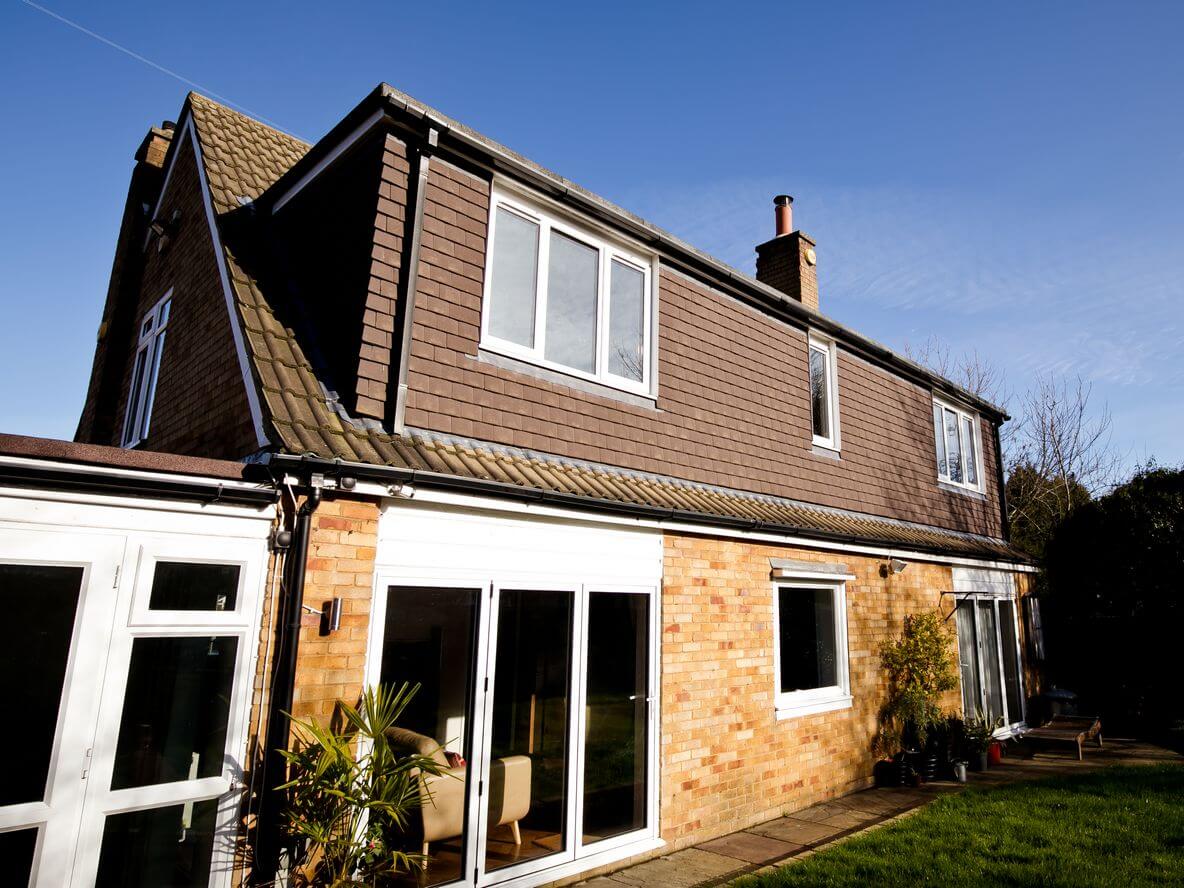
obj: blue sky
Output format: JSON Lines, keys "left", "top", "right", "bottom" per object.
{"left": 1, "top": 1, "right": 1180, "bottom": 469}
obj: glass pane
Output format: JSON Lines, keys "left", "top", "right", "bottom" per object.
{"left": 0, "top": 827, "right": 38, "bottom": 887}
{"left": 380, "top": 586, "right": 480, "bottom": 886}
{"left": 0, "top": 564, "right": 82, "bottom": 805}
{"left": 976, "top": 602, "right": 1003, "bottom": 724}
{"left": 778, "top": 587, "right": 838, "bottom": 692}
{"left": 963, "top": 416, "right": 979, "bottom": 486}
{"left": 955, "top": 601, "right": 981, "bottom": 717}
{"left": 485, "top": 590, "right": 573, "bottom": 873}
{"left": 583, "top": 592, "right": 649, "bottom": 844}
{"left": 111, "top": 636, "right": 237, "bottom": 789}
{"left": 933, "top": 404, "right": 947, "bottom": 478}
{"left": 95, "top": 799, "right": 218, "bottom": 888}
{"left": 149, "top": 562, "right": 239, "bottom": 611}
{"left": 999, "top": 601, "right": 1024, "bottom": 724}
{"left": 810, "top": 347, "right": 830, "bottom": 440}
{"left": 489, "top": 208, "right": 539, "bottom": 347}
{"left": 544, "top": 231, "right": 598, "bottom": 373}
{"left": 608, "top": 261, "right": 645, "bottom": 381}
{"left": 139, "top": 331, "right": 166, "bottom": 441}
{"left": 944, "top": 408, "right": 963, "bottom": 483}
{"left": 123, "top": 347, "right": 148, "bottom": 443}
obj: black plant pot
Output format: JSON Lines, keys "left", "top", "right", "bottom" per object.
{"left": 874, "top": 758, "right": 911, "bottom": 787}
{"left": 968, "top": 751, "right": 989, "bottom": 772}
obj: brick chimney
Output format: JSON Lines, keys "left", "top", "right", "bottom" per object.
{"left": 755, "top": 195, "right": 818, "bottom": 312}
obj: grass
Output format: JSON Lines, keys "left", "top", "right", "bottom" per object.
{"left": 735, "top": 765, "right": 1184, "bottom": 888}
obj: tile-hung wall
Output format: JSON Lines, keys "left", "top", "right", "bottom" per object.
{"left": 367, "top": 499, "right": 664, "bottom": 887}
{"left": 0, "top": 486, "right": 272, "bottom": 888}
{"left": 399, "top": 153, "right": 1003, "bottom": 538}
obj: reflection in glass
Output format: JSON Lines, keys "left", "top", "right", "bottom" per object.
{"left": 955, "top": 601, "right": 981, "bottom": 717}
{"left": 485, "top": 589, "right": 573, "bottom": 873}
{"left": 944, "top": 408, "right": 963, "bottom": 483}
{"left": 149, "top": 562, "right": 239, "bottom": 611}
{"left": 583, "top": 593, "right": 648, "bottom": 843}
{"left": 94, "top": 800, "right": 218, "bottom": 888}
{"left": 608, "top": 261, "right": 645, "bottom": 381}
{"left": 111, "top": 637, "right": 237, "bottom": 789}
{"left": 976, "top": 601, "right": 1004, "bottom": 723}
{"left": 0, "top": 826, "right": 38, "bottom": 887}
{"left": 810, "top": 346, "right": 830, "bottom": 439}
{"left": 1, "top": 564, "right": 82, "bottom": 806}
{"left": 544, "top": 232, "right": 598, "bottom": 373}
{"left": 380, "top": 586, "right": 480, "bottom": 887}
{"left": 489, "top": 208, "right": 539, "bottom": 348}
{"left": 778, "top": 587, "right": 837, "bottom": 692}
{"left": 999, "top": 601, "right": 1024, "bottom": 723}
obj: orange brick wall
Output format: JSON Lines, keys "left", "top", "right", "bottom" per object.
{"left": 660, "top": 532, "right": 963, "bottom": 848}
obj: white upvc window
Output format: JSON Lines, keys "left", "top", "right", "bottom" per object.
{"left": 932, "top": 396, "right": 983, "bottom": 491}
{"left": 808, "top": 333, "right": 840, "bottom": 450}
{"left": 121, "top": 290, "right": 172, "bottom": 448}
{"left": 480, "top": 188, "right": 655, "bottom": 395}
{"left": 772, "top": 574, "right": 852, "bottom": 719}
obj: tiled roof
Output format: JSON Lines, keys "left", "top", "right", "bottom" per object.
{"left": 189, "top": 94, "right": 1026, "bottom": 564}
{"left": 187, "top": 93, "right": 309, "bottom": 215}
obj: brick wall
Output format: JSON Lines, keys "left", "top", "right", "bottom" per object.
{"left": 401, "top": 157, "right": 1002, "bottom": 537}
{"left": 84, "top": 131, "right": 258, "bottom": 458}
{"left": 659, "top": 532, "right": 963, "bottom": 847}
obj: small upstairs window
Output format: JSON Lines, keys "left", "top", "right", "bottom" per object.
{"left": 932, "top": 396, "right": 982, "bottom": 491}
{"left": 121, "top": 291, "right": 172, "bottom": 448}
{"left": 808, "top": 333, "right": 839, "bottom": 451}
{"left": 482, "top": 189, "right": 654, "bottom": 395}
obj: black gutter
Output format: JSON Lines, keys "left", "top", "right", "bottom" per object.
{"left": 264, "top": 452, "right": 1030, "bottom": 565}
{"left": 0, "top": 460, "right": 275, "bottom": 507}
{"left": 254, "top": 483, "right": 322, "bottom": 881}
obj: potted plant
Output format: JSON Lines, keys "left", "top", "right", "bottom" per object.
{"left": 279, "top": 682, "right": 447, "bottom": 886}
{"left": 961, "top": 714, "right": 994, "bottom": 771}
{"left": 874, "top": 612, "right": 959, "bottom": 783}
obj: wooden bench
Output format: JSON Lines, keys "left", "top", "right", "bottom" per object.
{"left": 1023, "top": 715, "right": 1103, "bottom": 761}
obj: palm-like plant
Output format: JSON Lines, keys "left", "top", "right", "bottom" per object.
{"left": 279, "top": 682, "right": 447, "bottom": 887}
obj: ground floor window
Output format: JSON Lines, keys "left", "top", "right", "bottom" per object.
{"left": 955, "top": 596, "right": 1025, "bottom": 729}
{"left": 773, "top": 577, "right": 851, "bottom": 718}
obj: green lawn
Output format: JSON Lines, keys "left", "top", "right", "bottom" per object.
{"left": 736, "top": 765, "right": 1184, "bottom": 888}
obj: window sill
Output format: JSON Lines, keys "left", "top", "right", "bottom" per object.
{"left": 775, "top": 693, "right": 853, "bottom": 721}
{"left": 810, "top": 443, "right": 841, "bottom": 461}
{"left": 476, "top": 348, "right": 658, "bottom": 409}
{"left": 938, "top": 480, "right": 987, "bottom": 500}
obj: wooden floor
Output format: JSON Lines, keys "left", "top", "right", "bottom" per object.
{"left": 575, "top": 738, "right": 1184, "bottom": 888}
{"left": 396, "top": 823, "right": 568, "bottom": 887}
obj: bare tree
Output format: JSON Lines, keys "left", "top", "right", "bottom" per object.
{"left": 903, "top": 335, "right": 1009, "bottom": 409}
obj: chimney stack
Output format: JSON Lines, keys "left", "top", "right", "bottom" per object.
{"left": 755, "top": 195, "right": 818, "bottom": 312}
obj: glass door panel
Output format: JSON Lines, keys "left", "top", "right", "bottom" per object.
{"left": 998, "top": 601, "right": 1024, "bottom": 724}
{"left": 582, "top": 592, "right": 649, "bottom": 844}
{"left": 976, "top": 602, "right": 1004, "bottom": 724}
{"left": 954, "top": 601, "right": 980, "bottom": 717}
{"left": 379, "top": 586, "right": 481, "bottom": 887}
{"left": 483, "top": 589, "right": 573, "bottom": 875}
{"left": 94, "top": 799, "right": 220, "bottom": 888}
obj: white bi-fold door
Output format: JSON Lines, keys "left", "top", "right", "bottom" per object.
{"left": 0, "top": 521, "right": 266, "bottom": 888}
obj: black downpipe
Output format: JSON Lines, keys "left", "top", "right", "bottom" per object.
{"left": 254, "top": 484, "right": 321, "bottom": 882}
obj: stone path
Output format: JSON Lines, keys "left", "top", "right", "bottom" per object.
{"left": 574, "top": 738, "right": 1182, "bottom": 888}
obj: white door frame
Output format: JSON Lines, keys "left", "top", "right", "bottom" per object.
{"left": 956, "top": 593, "right": 1026, "bottom": 732}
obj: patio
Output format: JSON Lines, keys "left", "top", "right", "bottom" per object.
{"left": 574, "top": 737, "right": 1183, "bottom": 888}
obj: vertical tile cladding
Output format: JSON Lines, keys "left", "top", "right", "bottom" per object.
{"left": 401, "top": 162, "right": 1004, "bottom": 540}
{"left": 659, "top": 532, "right": 965, "bottom": 848}
{"left": 109, "top": 132, "right": 257, "bottom": 458}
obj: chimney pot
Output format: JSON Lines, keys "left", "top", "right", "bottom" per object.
{"left": 774, "top": 194, "right": 794, "bottom": 237}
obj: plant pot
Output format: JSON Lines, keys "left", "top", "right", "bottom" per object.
{"left": 952, "top": 761, "right": 968, "bottom": 783}
{"left": 874, "top": 758, "right": 911, "bottom": 787}
{"left": 988, "top": 741, "right": 1003, "bottom": 766}
{"left": 969, "top": 751, "right": 988, "bottom": 772}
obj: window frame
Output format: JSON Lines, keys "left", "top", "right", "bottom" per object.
{"left": 808, "top": 332, "right": 840, "bottom": 451}
{"left": 480, "top": 187, "right": 657, "bottom": 397}
{"left": 120, "top": 290, "right": 172, "bottom": 448}
{"left": 932, "top": 395, "right": 984, "bottom": 492}
{"left": 771, "top": 576, "right": 852, "bottom": 719}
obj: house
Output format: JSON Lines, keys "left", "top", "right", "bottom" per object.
{"left": 3, "top": 85, "right": 1038, "bottom": 888}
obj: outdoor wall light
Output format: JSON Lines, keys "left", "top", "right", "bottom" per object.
{"left": 387, "top": 483, "right": 415, "bottom": 499}
{"left": 880, "top": 558, "right": 909, "bottom": 577}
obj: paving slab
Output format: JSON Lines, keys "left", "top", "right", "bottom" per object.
{"left": 697, "top": 831, "right": 801, "bottom": 864}
{"left": 748, "top": 817, "right": 842, "bottom": 845}
{"left": 604, "top": 848, "right": 743, "bottom": 888}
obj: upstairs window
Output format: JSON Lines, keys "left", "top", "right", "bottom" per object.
{"left": 482, "top": 190, "right": 654, "bottom": 394}
{"left": 808, "top": 333, "right": 839, "bottom": 450}
{"left": 121, "top": 291, "right": 172, "bottom": 448}
{"left": 932, "top": 396, "right": 982, "bottom": 490}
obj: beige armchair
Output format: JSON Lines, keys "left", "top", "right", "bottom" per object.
{"left": 386, "top": 728, "right": 532, "bottom": 856}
